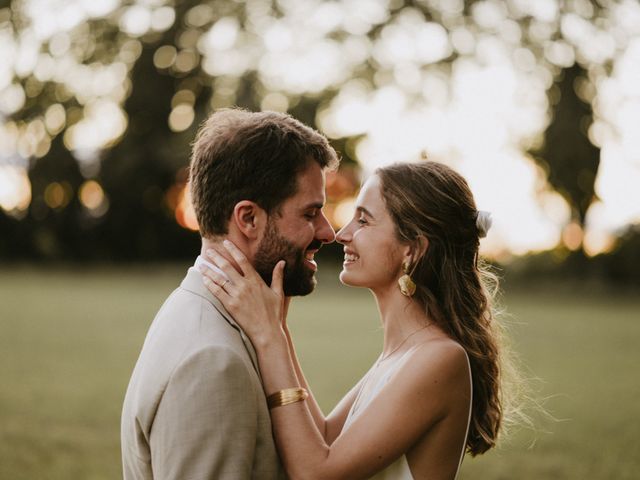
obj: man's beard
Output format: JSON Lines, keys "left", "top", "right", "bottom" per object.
{"left": 254, "top": 219, "right": 321, "bottom": 296}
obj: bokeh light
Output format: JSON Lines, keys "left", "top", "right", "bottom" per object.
{"left": 79, "top": 179, "right": 109, "bottom": 217}
{"left": 168, "top": 104, "right": 195, "bottom": 132}
{"left": 173, "top": 183, "right": 199, "bottom": 232}
{"left": 0, "top": 0, "right": 639, "bottom": 259}
{"left": 0, "top": 165, "right": 31, "bottom": 214}
{"left": 43, "top": 181, "right": 71, "bottom": 209}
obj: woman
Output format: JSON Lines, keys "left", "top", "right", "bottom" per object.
{"left": 201, "top": 162, "right": 504, "bottom": 479}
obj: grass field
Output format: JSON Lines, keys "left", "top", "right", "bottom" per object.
{"left": 0, "top": 264, "right": 638, "bottom": 479}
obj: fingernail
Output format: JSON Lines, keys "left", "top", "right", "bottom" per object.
{"left": 223, "top": 240, "right": 231, "bottom": 247}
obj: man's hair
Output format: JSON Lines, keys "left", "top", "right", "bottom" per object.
{"left": 189, "top": 108, "right": 339, "bottom": 237}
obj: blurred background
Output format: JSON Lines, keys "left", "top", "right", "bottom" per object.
{"left": 0, "top": 0, "right": 638, "bottom": 478}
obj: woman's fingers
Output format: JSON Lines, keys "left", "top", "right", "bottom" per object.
{"left": 200, "top": 266, "right": 232, "bottom": 303}
{"left": 222, "top": 240, "right": 260, "bottom": 280}
{"left": 201, "top": 244, "right": 285, "bottom": 344}
{"left": 271, "top": 260, "right": 285, "bottom": 297}
{"left": 204, "top": 247, "right": 244, "bottom": 284}
{"left": 199, "top": 264, "right": 231, "bottom": 289}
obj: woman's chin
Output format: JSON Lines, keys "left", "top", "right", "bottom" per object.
{"left": 339, "top": 270, "right": 364, "bottom": 287}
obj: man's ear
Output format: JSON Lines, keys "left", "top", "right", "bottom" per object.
{"left": 231, "top": 201, "right": 267, "bottom": 240}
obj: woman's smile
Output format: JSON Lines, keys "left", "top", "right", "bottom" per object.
{"left": 343, "top": 249, "right": 359, "bottom": 266}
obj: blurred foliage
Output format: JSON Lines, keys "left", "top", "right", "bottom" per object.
{"left": 0, "top": 0, "right": 622, "bottom": 263}
{"left": 505, "top": 224, "right": 640, "bottom": 287}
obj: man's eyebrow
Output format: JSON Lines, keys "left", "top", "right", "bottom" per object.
{"left": 356, "top": 206, "right": 375, "bottom": 219}
{"left": 303, "top": 202, "right": 325, "bottom": 210}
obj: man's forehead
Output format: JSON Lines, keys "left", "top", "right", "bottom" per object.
{"left": 286, "top": 189, "right": 325, "bottom": 210}
{"left": 290, "top": 163, "right": 326, "bottom": 205}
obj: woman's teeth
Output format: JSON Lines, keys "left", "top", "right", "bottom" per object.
{"left": 344, "top": 253, "right": 359, "bottom": 262}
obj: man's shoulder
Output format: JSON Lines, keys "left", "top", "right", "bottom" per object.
{"left": 153, "top": 285, "right": 239, "bottom": 341}
{"left": 122, "top": 285, "right": 256, "bottom": 419}
{"left": 131, "top": 286, "right": 250, "bottom": 384}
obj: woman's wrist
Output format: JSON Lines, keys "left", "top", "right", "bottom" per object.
{"left": 252, "top": 325, "right": 287, "bottom": 350}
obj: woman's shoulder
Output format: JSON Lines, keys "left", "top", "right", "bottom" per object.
{"left": 379, "top": 335, "right": 471, "bottom": 426}
{"left": 401, "top": 336, "right": 470, "bottom": 395}
{"left": 417, "top": 335, "right": 468, "bottom": 363}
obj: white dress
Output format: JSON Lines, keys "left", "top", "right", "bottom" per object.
{"left": 342, "top": 349, "right": 473, "bottom": 480}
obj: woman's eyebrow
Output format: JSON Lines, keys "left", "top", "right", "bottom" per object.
{"left": 356, "top": 206, "right": 375, "bottom": 220}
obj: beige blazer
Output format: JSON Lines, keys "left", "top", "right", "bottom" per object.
{"left": 121, "top": 266, "right": 284, "bottom": 480}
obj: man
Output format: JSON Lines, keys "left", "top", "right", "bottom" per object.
{"left": 121, "top": 109, "right": 339, "bottom": 479}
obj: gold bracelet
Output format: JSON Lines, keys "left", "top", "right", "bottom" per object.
{"left": 267, "top": 387, "right": 309, "bottom": 409}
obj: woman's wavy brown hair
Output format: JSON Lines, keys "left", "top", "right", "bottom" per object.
{"left": 377, "top": 161, "right": 518, "bottom": 455}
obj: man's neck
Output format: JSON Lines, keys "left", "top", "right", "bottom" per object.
{"left": 200, "top": 237, "right": 245, "bottom": 276}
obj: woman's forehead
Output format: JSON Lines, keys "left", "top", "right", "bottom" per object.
{"left": 356, "top": 175, "right": 386, "bottom": 214}
{"left": 357, "top": 175, "right": 381, "bottom": 200}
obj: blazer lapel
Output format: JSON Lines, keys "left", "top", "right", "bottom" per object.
{"left": 180, "top": 267, "right": 262, "bottom": 379}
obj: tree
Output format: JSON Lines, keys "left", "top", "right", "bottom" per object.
{"left": 0, "top": 0, "right": 629, "bottom": 259}
{"left": 531, "top": 63, "right": 600, "bottom": 250}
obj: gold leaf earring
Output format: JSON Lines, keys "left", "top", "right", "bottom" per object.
{"left": 398, "top": 261, "right": 416, "bottom": 297}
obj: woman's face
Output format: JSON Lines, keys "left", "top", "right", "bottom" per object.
{"left": 336, "top": 175, "right": 408, "bottom": 290}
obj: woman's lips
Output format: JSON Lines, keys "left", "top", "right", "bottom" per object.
{"left": 343, "top": 251, "right": 359, "bottom": 266}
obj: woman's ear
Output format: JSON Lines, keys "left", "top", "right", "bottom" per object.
{"left": 415, "top": 235, "right": 429, "bottom": 260}
{"left": 231, "top": 201, "right": 267, "bottom": 240}
{"left": 405, "top": 235, "right": 429, "bottom": 266}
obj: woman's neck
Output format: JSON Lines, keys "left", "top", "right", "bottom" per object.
{"left": 372, "top": 284, "right": 430, "bottom": 358}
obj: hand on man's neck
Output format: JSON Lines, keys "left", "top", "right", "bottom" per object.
{"left": 200, "top": 234, "right": 251, "bottom": 276}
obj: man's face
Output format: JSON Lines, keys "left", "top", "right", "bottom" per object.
{"left": 254, "top": 162, "right": 335, "bottom": 296}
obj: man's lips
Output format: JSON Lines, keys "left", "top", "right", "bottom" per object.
{"left": 307, "top": 239, "right": 323, "bottom": 251}
{"left": 304, "top": 243, "right": 321, "bottom": 271}
{"left": 304, "top": 249, "right": 318, "bottom": 271}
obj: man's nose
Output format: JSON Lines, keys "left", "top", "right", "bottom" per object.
{"left": 316, "top": 211, "right": 336, "bottom": 244}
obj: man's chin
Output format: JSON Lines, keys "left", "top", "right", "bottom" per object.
{"left": 283, "top": 272, "right": 316, "bottom": 297}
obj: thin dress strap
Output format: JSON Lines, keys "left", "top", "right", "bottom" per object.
{"left": 454, "top": 350, "right": 473, "bottom": 479}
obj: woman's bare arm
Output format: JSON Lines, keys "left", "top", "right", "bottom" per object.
{"left": 252, "top": 332, "right": 469, "bottom": 480}
{"left": 282, "top": 322, "right": 361, "bottom": 443}
{"left": 201, "top": 241, "right": 471, "bottom": 480}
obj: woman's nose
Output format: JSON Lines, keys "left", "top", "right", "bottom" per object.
{"left": 336, "top": 223, "right": 351, "bottom": 244}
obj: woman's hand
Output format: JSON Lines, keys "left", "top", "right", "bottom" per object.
{"left": 200, "top": 240, "right": 286, "bottom": 348}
